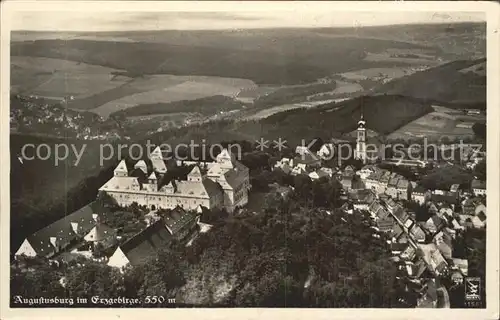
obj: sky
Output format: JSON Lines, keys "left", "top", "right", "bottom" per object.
{"left": 10, "top": 9, "right": 486, "bottom": 32}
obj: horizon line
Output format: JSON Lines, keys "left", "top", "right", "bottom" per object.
{"left": 11, "top": 20, "right": 486, "bottom": 33}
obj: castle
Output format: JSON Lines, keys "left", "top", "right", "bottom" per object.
{"left": 99, "top": 147, "right": 250, "bottom": 213}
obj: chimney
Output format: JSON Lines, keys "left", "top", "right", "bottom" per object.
{"left": 71, "top": 222, "right": 79, "bottom": 234}
{"left": 92, "top": 214, "right": 98, "bottom": 222}
{"left": 50, "top": 237, "right": 57, "bottom": 247}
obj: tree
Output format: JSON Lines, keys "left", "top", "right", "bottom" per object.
{"left": 472, "top": 123, "right": 486, "bottom": 140}
{"left": 474, "top": 159, "right": 486, "bottom": 181}
{"left": 65, "top": 261, "right": 125, "bottom": 302}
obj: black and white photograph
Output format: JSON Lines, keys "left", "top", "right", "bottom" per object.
{"left": 1, "top": 1, "right": 499, "bottom": 318}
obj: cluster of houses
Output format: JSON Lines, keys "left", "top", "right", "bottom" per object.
{"left": 338, "top": 170, "right": 487, "bottom": 308}
{"left": 342, "top": 188, "right": 484, "bottom": 307}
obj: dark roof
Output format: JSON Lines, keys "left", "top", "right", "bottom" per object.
{"left": 471, "top": 179, "right": 486, "bottom": 189}
{"left": 410, "top": 224, "right": 426, "bottom": 241}
{"left": 119, "top": 220, "right": 172, "bottom": 266}
{"left": 393, "top": 206, "right": 408, "bottom": 222}
{"left": 203, "top": 177, "right": 223, "bottom": 198}
{"left": 431, "top": 193, "right": 458, "bottom": 205}
{"left": 351, "top": 177, "right": 365, "bottom": 190}
{"left": 413, "top": 185, "right": 428, "bottom": 194}
{"left": 432, "top": 215, "right": 446, "bottom": 227}
{"left": 391, "top": 242, "right": 408, "bottom": 252}
{"left": 26, "top": 202, "right": 100, "bottom": 256}
{"left": 163, "top": 207, "right": 197, "bottom": 235}
{"left": 130, "top": 168, "right": 147, "bottom": 184}
{"left": 377, "top": 217, "right": 395, "bottom": 231}
{"left": 377, "top": 207, "right": 391, "bottom": 220}
{"left": 391, "top": 223, "right": 404, "bottom": 238}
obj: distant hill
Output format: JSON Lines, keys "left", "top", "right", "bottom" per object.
{"left": 229, "top": 95, "right": 434, "bottom": 146}
{"left": 373, "top": 58, "right": 486, "bottom": 107}
{"left": 11, "top": 33, "right": 437, "bottom": 85}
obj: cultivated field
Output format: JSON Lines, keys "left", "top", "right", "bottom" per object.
{"left": 92, "top": 77, "right": 255, "bottom": 118}
{"left": 11, "top": 56, "right": 131, "bottom": 99}
{"left": 12, "top": 56, "right": 257, "bottom": 118}
{"left": 387, "top": 105, "right": 484, "bottom": 140}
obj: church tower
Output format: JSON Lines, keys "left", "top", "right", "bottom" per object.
{"left": 355, "top": 114, "right": 367, "bottom": 164}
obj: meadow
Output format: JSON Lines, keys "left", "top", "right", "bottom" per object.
{"left": 11, "top": 56, "right": 131, "bottom": 99}
{"left": 387, "top": 105, "right": 485, "bottom": 140}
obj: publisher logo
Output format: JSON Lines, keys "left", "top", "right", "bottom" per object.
{"left": 464, "top": 277, "right": 481, "bottom": 301}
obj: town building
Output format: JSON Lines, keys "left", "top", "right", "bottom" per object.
{"left": 162, "top": 207, "right": 199, "bottom": 241}
{"left": 356, "top": 165, "right": 379, "bottom": 180}
{"left": 100, "top": 148, "right": 250, "bottom": 213}
{"left": 471, "top": 179, "right": 486, "bottom": 196}
{"left": 317, "top": 143, "right": 335, "bottom": 160}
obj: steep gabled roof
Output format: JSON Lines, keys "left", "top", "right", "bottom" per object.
{"left": 114, "top": 159, "right": 128, "bottom": 173}
{"left": 148, "top": 172, "right": 158, "bottom": 180}
{"left": 25, "top": 202, "right": 100, "bottom": 256}
{"left": 84, "top": 223, "right": 116, "bottom": 242}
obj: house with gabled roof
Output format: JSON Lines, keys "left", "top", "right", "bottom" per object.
{"left": 309, "top": 168, "right": 330, "bottom": 181}
{"left": 418, "top": 243, "right": 449, "bottom": 276}
{"left": 433, "top": 230, "right": 453, "bottom": 260}
{"left": 317, "top": 143, "right": 335, "bottom": 160}
{"left": 390, "top": 242, "right": 408, "bottom": 256}
{"left": 15, "top": 202, "right": 101, "bottom": 258}
{"left": 377, "top": 217, "right": 396, "bottom": 233}
{"left": 424, "top": 215, "right": 446, "bottom": 235}
{"left": 108, "top": 220, "right": 172, "bottom": 270}
{"left": 400, "top": 245, "right": 417, "bottom": 261}
{"left": 291, "top": 163, "right": 308, "bottom": 176}
{"left": 409, "top": 224, "right": 426, "bottom": 243}
{"left": 365, "top": 170, "right": 384, "bottom": 191}
{"left": 385, "top": 174, "right": 401, "bottom": 199}
{"left": 391, "top": 223, "right": 404, "bottom": 241}
{"left": 471, "top": 179, "right": 486, "bottom": 196}
{"left": 393, "top": 206, "right": 409, "bottom": 225}
{"left": 411, "top": 185, "right": 429, "bottom": 205}
{"left": 351, "top": 189, "right": 377, "bottom": 211}
{"left": 356, "top": 165, "right": 379, "bottom": 180}
{"left": 162, "top": 206, "right": 198, "bottom": 241}
{"left": 451, "top": 258, "right": 469, "bottom": 277}
{"left": 83, "top": 221, "right": 117, "bottom": 248}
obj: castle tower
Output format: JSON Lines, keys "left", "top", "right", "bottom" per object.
{"left": 355, "top": 114, "right": 367, "bottom": 164}
{"left": 113, "top": 160, "right": 128, "bottom": 177}
{"left": 187, "top": 166, "right": 203, "bottom": 182}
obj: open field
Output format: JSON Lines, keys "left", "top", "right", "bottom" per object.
{"left": 243, "top": 98, "right": 343, "bottom": 121}
{"left": 11, "top": 56, "right": 131, "bottom": 99}
{"left": 387, "top": 105, "right": 485, "bottom": 140}
{"left": 92, "top": 78, "right": 254, "bottom": 118}
{"left": 374, "top": 58, "right": 486, "bottom": 105}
